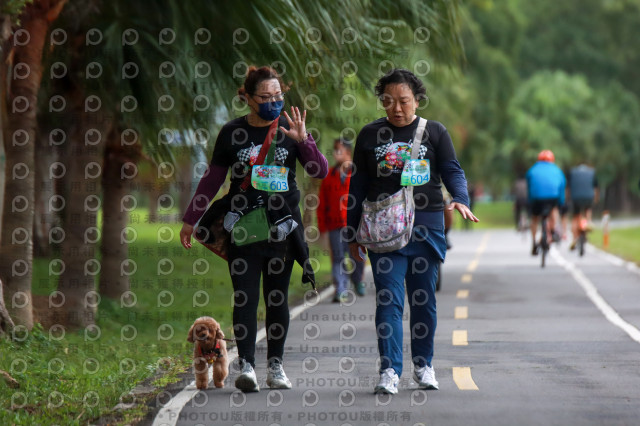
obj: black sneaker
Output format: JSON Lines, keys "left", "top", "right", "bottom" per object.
{"left": 531, "top": 243, "right": 539, "bottom": 256}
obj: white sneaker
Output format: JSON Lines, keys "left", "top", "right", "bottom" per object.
{"left": 414, "top": 364, "right": 439, "bottom": 390}
{"left": 266, "top": 360, "right": 292, "bottom": 389}
{"left": 374, "top": 368, "right": 399, "bottom": 394}
{"left": 235, "top": 359, "right": 259, "bottom": 392}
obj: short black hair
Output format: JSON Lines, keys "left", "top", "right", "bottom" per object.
{"left": 374, "top": 68, "right": 427, "bottom": 100}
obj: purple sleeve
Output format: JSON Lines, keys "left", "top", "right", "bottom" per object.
{"left": 297, "top": 134, "right": 329, "bottom": 178}
{"left": 181, "top": 164, "right": 228, "bottom": 226}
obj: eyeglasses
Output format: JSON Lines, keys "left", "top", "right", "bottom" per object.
{"left": 252, "top": 93, "right": 285, "bottom": 103}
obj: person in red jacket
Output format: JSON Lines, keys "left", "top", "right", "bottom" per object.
{"left": 318, "top": 138, "right": 366, "bottom": 302}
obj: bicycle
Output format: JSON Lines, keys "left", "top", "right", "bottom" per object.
{"left": 537, "top": 206, "right": 553, "bottom": 268}
{"left": 518, "top": 209, "right": 530, "bottom": 240}
{"left": 576, "top": 216, "right": 589, "bottom": 257}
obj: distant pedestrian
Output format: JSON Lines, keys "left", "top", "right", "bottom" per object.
{"left": 317, "top": 138, "right": 366, "bottom": 303}
{"left": 513, "top": 177, "right": 529, "bottom": 231}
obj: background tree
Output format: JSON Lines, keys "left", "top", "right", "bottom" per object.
{"left": 443, "top": 0, "right": 640, "bottom": 205}
{"left": 0, "top": 0, "right": 67, "bottom": 330}
{"left": 500, "top": 71, "right": 596, "bottom": 174}
{"left": 30, "top": 0, "right": 464, "bottom": 327}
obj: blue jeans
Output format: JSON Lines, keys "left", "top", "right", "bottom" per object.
{"left": 329, "top": 228, "right": 365, "bottom": 294}
{"left": 368, "top": 225, "right": 445, "bottom": 375}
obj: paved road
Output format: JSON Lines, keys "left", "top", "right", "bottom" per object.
{"left": 150, "top": 229, "right": 640, "bottom": 426}
{"left": 607, "top": 217, "right": 640, "bottom": 229}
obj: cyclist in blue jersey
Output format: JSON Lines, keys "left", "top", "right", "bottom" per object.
{"left": 526, "top": 150, "right": 566, "bottom": 255}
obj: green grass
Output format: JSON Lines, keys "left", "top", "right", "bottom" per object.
{"left": 589, "top": 226, "right": 640, "bottom": 265}
{"left": 1, "top": 208, "right": 331, "bottom": 425}
{"left": 455, "top": 201, "right": 514, "bottom": 230}
{"left": 460, "top": 203, "right": 640, "bottom": 266}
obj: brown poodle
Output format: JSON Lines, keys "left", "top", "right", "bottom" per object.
{"left": 187, "top": 316, "right": 229, "bottom": 389}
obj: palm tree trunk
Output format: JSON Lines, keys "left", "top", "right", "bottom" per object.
{"left": 0, "top": 14, "right": 11, "bottom": 241}
{"left": 0, "top": 127, "right": 35, "bottom": 329}
{"left": 33, "top": 130, "right": 57, "bottom": 257}
{"left": 0, "top": 123, "right": 5, "bottom": 241}
{"left": 56, "top": 85, "right": 111, "bottom": 327}
{"left": 99, "top": 128, "right": 139, "bottom": 299}
{"left": 0, "top": 279, "right": 15, "bottom": 336}
{"left": 0, "top": 1, "right": 67, "bottom": 329}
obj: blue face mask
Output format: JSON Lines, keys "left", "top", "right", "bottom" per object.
{"left": 257, "top": 100, "right": 284, "bottom": 121}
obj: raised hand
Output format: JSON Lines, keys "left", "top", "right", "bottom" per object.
{"left": 281, "top": 106, "right": 307, "bottom": 142}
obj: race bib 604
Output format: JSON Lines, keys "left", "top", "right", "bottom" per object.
{"left": 401, "top": 159, "right": 430, "bottom": 186}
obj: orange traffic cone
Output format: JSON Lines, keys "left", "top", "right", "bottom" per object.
{"left": 602, "top": 210, "right": 610, "bottom": 250}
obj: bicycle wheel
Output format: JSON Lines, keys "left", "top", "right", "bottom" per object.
{"left": 578, "top": 232, "right": 586, "bottom": 257}
{"left": 519, "top": 211, "right": 529, "bottom": 236}
{"left": 540, "top": 217, "right": 548, "bottom": 268}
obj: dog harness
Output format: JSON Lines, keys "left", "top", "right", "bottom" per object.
{"left": 198, "top": 340, "right": 223, "bottom": 364}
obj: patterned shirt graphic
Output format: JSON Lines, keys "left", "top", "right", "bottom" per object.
{"left": 374, "top": 140, "right": 428, "bottom": 172}
{"left": 181, "top": 115, "right": 328, "bottom": 226}
{"left": 237, "top": 143, "right": 289, "bottom": 166}
{"left": 347, "top": 117, "right": 470, "bottom": 219}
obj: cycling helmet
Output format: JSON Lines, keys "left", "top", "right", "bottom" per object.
{"left": 538, "top": 150, "right": 555, "bottom": 162}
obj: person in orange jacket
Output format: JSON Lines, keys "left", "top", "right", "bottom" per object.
{"left": 318, "top": 138, "right": 366, "bottom": 302}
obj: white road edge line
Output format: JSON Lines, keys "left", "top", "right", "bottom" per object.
{"left": 588, "top": 243, "right": 640, "bottom": 276}
{"left": 551, "top": 249, "right": 640, "bottom": 344}
{"left": 151, "top": 284, "right": 336, "bottom": 426}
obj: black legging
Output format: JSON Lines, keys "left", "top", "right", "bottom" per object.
{"left": 228, "top": 248, "right": 294, "bottom": 367}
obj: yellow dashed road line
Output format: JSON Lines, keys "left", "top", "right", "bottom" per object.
{"left": 476, "top": 232, "right": 490, "bottom": 255}
{"left": 452, "top": 367, "right": 479, "bottom": 390}
{"left": 452, "top": 233, "right": 489, "bottom": 391}
{"left": 451, "top": 232, "right": 490, "bottom": 390}
{"left": 454, "top": 306, "right": 468, "bottom": 319}
{"left": 467, "top": 259, "right": 479, "bottom": 272}
{"left": 452, "top": 330, "right": 468, "bottom": 346}
{"left": 456, "top": 289, "right": 469, "bottom": 299}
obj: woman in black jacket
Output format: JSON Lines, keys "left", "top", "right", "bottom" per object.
{"left": 180, "top": 66, "right": 328, "bottom": 392}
